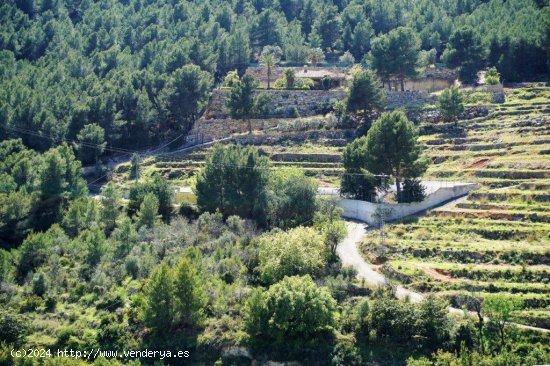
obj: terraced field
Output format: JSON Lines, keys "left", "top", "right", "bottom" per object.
{"left": 361, "top": 84, "right": 550, "bottom": 329}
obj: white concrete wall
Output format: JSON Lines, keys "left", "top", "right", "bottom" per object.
{"left": 338, "top": 183, "right": 479, "bottom": 225}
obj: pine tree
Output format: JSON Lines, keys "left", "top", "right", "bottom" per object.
{"left": 76, "top": 123, "right": 106, "bottom": 164}
{"left": 173, "top": 257, "right": 206, "bottom": 326}
{"left": 364, "top": 112, "right": 429, "bottom": 200}
{"left": 136, "top": 193, "right": 160, "bottom": 229}
{"left": 438, "top": 86, "right": 465, "bottom": 126}
{"left": 346, "top": 69, "right": 385, "bottom": 116}
{"left": 226, "top": 74, "right": 257, "bottom": 134}
{"left": 143, "top": 263, "right": 175, "bottom": 334}
{"left": 100, "top": 182, "right": 120, "bottom": 234}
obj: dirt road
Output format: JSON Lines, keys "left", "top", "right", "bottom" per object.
{"left": 338, "top": 220, "right": 550, "bottom": 333}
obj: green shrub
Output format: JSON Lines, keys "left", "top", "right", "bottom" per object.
{"left": 19, "top": 295, "right": 43, "bottom": 313}
{"left": 256, "top": 227, "right": 328, "bottom": 284}
{"left": 464, "top": 92, "right": 492, "bottom": 104}
{"left": 32, "top": 272, "right": 48, "bottom": 297}
{"left": 485, "top": 67, "right": 501, "bottom": 85}
{"left": 244, "top": 275, "right": 336, "bottom": 359}
{"left": 0, "top": 309, "right": 29, "bottom": 346}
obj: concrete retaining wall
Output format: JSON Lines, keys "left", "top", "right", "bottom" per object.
{"left": 338, "top": 183, "right": 479, "bottom": 225}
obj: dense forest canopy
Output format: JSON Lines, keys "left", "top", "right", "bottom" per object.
{"left": 0, "top": 0, "right": 548, "bottom": 154}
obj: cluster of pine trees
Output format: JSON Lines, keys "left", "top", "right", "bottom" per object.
{"left": 1, "top": 0, "right": 548, "bottom": 158}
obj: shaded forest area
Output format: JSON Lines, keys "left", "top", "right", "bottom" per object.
{"left": 1, "top": 0, "right": 548, "bottom": 153}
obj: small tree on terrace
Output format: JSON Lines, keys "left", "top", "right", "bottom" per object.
{"left": 364, "top": 112, "right": 428, "bottom": 201}
{"left": 226, "top": 74, "right": 258, "bottom": 134}
{"left": 284, "top": 68, "right": 295, "bottom": 89}
{"left": 136, "top": 193, "right": 160, "bottom": 229}
{"left": 260, "top": 45, "right": 282, "bottom": 89}
{"left": 484, "top": 67, "right": 501, "bottom": 85}
{"left": 483, "top": 295, "right": 522, "bottom": 349}
{"left": 346, "top": 69, "right": 385, "bottom": 120}
{"left": 308, "top": 47, "right": 325, "bottom": 68}
{"left": 438, "top": 86, "right": 464, "bottom": 126}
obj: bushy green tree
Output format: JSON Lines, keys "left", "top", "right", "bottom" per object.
{"left": 195, "top": 145, "right": 269, "bottom": 225}
{"left": 340, "top": 137, "right": 377, "bottom": 201}
{"left": 142, "top": 262, "right": 175, "bottom": 335}
{"left": 62, "top": 198, "right": 100, "bottom": 237}
{"left": 251, "top": 9, "right": 283, "bottom": 48}
{"left": 364, "top": 112, "right": 428, "bottom": 200}
{"left": 0, "top": 309, "right": 29, "bottom": 346}
{"left": 312, "top": 5, "right": 341, "bottom": 51}
{"left": 161, "top": 65, "right": 213, "bottom": 134}
{"left": 416, "top": 295, "right": 452, "bottom": 352}
{"left": 80, "top": 228, "right": 108, "bottom": 268}
{"left": 38, "top": 144, "right": 87, "bottom": 229}
{"left": 369, "top": 294, "right": 417, "bottom": 342}
{"left": 484, "top": 67, "right": 501, "bottom": 85}
{"left": 369, "top": 27, "right": 421, "bottom": 90}
{"left": 100, "top": 182, "right": 120, "bottom": 234}
{"left": 443, "top": 27, "right": 485, "bottom": 84}
{"left": 268, "top": 168, "right": 318, "bottom": 229}
{"left": 136, "top": 193, "right": 160, "bottom": 229}
{"left": 32, "top": 271, "right": 48, "bottom": 297}
{"left": 16, "top": 228, "right": 58, "bottom": 280}
{"left": 438, "top": 86, "right": 465, "bottom": 125}
{"left": 112, "top": 217, "right": 138, "bottom": 259}
{"left": 128, "top": 175, "right": 173, "bottom": 223}
{"left": 226, "top": 74, "right": 258, "bottom": 134}
{"left": 256, "top": 226, "right": 327, "bottom": 284}
{"left": 173, "top": 257, "right": 207, "bottom": 327}
{"left": 351, "top": 20, "right": 374, "bottom": 60}
{"left": 483, "top": 295, "right": 522, "bottom": 349}
{"left": 76, "top": 123, "right": 106, "bottom": 164}
{"left": 244, "top": 275, "right": 336, "bottom": 357}
{"left": 346, "top": 69, "right": 385, "bottom": 117}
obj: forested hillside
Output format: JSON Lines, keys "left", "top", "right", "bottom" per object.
{"left": 1, "top": 0, "right": 548, "bottom": 153}
{"left": 1, "top": 1, "right": 550, "bottom": 365}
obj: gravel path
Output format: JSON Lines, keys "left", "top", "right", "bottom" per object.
{"left": 338, "top": 219, "right": 550, "bottom": 333}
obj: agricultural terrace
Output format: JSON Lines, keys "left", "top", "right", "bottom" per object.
{"left": 361, "top": 84, "right": 550, "bottom": 330}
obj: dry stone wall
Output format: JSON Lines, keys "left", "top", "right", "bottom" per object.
{"left": 205, "top": 89, "right": 439, "bottom": 120}
{"left": 188, "top": 118, "right": 280, "bottom": 140}
{"left": 386, "top": 90, "right": 436, "bottom": 108}
{"left": 204, "top": 89, "right": 346, "bottom": 119}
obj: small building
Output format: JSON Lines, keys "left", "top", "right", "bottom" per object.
{"left": 295, "top": 66, "right": 348, "bottom": 89}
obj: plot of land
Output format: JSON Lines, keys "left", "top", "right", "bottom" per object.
{"left": 361, "top": 85, "right": 550, "bottom": 329}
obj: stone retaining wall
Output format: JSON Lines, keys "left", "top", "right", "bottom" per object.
{"left": 229, "top": 129, "right": 354, "bottom": 146}
{"left": 188, "top": 118, "right": 280, "bottom": 140}
{"left": 205, "top": 89, "right": 439, "bottom": 120}
{"left": 463, "top": 84, "right": 505, "bottom": 103}
{"left": 204, "top": 89, "right": 346, "bottom": 119}
{"left": 386, "top": 90, "right": 436, "bottom": 108}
